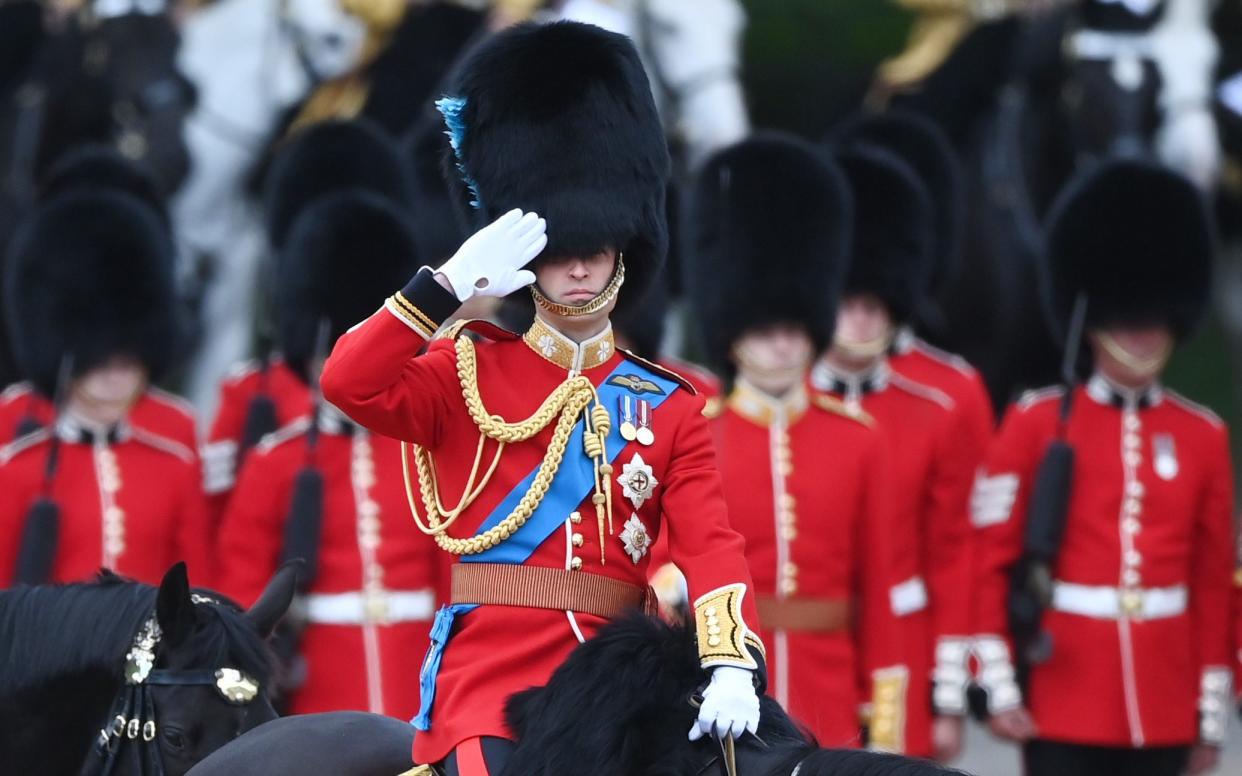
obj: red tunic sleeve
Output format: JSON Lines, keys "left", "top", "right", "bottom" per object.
{"left": 320, "top": 269, "right": 463, "bottom": 446}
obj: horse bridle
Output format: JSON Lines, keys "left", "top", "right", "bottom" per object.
{"left": 80, "top": 595, "right": 263, "bottom": 776}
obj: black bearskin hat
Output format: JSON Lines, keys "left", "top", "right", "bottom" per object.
{"left": 831, "top": 110, "right": 963, "bottom": 295}
{"left": 833, "top": 145, "right": 934, "bottom": 324}
{"left": 275, "top": 190, "right": 421, "bottom": 379}
{"left": 1044, "top": 159, "right": 1213, "bottom": 341}
{"left": 4, "top": 191, "right": 180, "bottom": 396}
{"left": 38, "top": 144, "right": 168, "bottom": 226}
{"left": 436, "top": 21, "right": 670, "bottom": 313}
{"left": 265, "top": 119, "right": 414, "bottom": 250}
{"left": 687, "top": 133, "right": 852, "bottom": 375}
{"left": 405, "top": 112, "right": 470, "bottom": 264}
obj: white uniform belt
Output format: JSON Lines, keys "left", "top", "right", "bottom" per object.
{"left": 890, "top": 576, "right": 928, "bottom": 616}
{"left": 301, "top": 589, "right": 435, "bottom": 625}
{"left": 1051, "top": 582, "right": 1187, "bottom": 620}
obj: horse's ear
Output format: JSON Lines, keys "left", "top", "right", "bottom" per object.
{"left": 155, "top": 562, "right": 196, "bottom": 647}
{"left": 246, "top": 561, "right": 300, "bottom": 639}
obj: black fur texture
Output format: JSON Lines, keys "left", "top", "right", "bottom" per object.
{"left": 503, "top": 615, "right": 961, "bottom": 776}
{"left": 833, "top": 145, "right": 935, "bottom": 324}
{"left": 1043, "top": 158, "right": 1213, "bottom": 340}
{"left": 38, "top": 143, "right": 168, "bottom": 225}
{"left": 686, "top": 133, "right": 852, "bottom": 376}
{"left": 3, "top": 190, "right": 181, "bottom": 395}
{"left": 264, "top": 119, "right": 414, "bottom": 250}
{"left": 831, "top": 110, "right": 964, "bottom": 297}
{"left": 275, "top": 190, "right": 421, "bottom": 378}
{"left": 440, "top": 21, "right": 670, "bottom": 314}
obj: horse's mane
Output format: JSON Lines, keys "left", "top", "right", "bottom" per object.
{"left": 503, "top": 615, "right": 959, "bottom": 776}
{"left": 0, "top": 573, "right": 271, "bottom": 696}
{"left": 0, "top": 573, "right": 156, "bottom": 695}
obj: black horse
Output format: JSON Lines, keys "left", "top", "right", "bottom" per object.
{"left": 189, "top": 615, "right": 962, "bottom": 776}
{"left": 0, "top": 562, "right": 296, "bottom": 776}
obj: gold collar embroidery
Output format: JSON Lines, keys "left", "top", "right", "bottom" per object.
{"left": 523, "top": 317, "right": 616, "bottom": 372}
{"left": 727, "top": 377, "right": 809, "bottom": 427}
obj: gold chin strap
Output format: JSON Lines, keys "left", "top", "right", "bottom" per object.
{"left": 530, "top": 256, "right": 626, "bottom": 318}
{"left": 1096, "top": 332, "right": 1172, "bottom": 378}
{"left": 400, "top": 335, "right": 615, "bottom": 558}
{"left": 833, "top": 331, "right": 892, "bottom": 360}
{"left": 731, "top": 343, "right": 810, "bottom": 389}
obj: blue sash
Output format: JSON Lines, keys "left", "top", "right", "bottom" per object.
{"left": 413, "top": 359, "right": 678, "bottom": 729}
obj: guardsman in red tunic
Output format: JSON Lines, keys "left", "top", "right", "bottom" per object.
{"left": 686, "top": 133, "right": 907, "bottom": 751}
{"left": 809, "top": 145, "right": 976, "bottom": 761}
{"left": 974, "top": 160, "right": 1234, "bottom": 776}
{"left": 319, "top": 22, "right": 765, "bottom": 774}
{"left": 831, "top": 111, "right": 997, "bottom": 717}
{"left": 0, "top": 146, "right": 199, "bottom": 451}
{"left": 202, "top": 120, "right": 413, "bottom": 514}
{"left": 217, "top": 189, "right": 442, "bottom": 720}
{"left": 0, "top": 190, "right": 212, "bottom": 587}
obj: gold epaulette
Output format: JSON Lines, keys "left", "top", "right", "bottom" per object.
{"left": 1233, "top": 568, "right": 1242, "bottom": 588}
{"left": 702, "top": 396, "right": 724, "bottom": 420}
{"left": 812, "top": 393, "right": 874, "bottom": 427}
{"left": 435, "top": 318, "right": 520, "bottom": 343}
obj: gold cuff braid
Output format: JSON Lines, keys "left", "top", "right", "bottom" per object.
{"left": 694, "top": 584, "right": 759, "bottom": 670}
{"left": 869, "top": 666, "right": 909, "bottom": 753}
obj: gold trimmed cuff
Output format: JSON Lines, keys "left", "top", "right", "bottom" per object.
{"left": 694, "top": 583, "right": 760, "bottom": 670}
{"left": 869, "top": 665, "right": 909, "bottom": 753}
{"left": 385, "top": 293, "right": 437, "bottom": 340}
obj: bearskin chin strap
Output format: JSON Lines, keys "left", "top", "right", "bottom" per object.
{"left": 1095, "top": 332, "right": 1172, "bottom": 379}
{"left": 529, "top": 255, "right": 625, "bottom": 318}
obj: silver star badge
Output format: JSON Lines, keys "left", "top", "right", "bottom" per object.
{"left": 619, "top": 514, "right": 651, "bottom": 564}
{"left": 618, "top": 452, "right": 658, "bottom": 509}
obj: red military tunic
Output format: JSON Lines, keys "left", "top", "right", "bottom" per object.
{"left": 972, "top": 376, "right": 1236, "bottom": 747}
{"left": 217, "top": 410, "right": 444, "bottom": 719}
{"left": 0, "top": 382, "right": 199, "bottom": 450}
{"left": 319, "top": 270, "right": 765, "bottom": 764}
{"left": 0, "top": 414, "right": 213, "bottom": 586}
{"left": 810, "top": 360, "right": 976, "bottom": 757}
{"left": 888, "top": 329, "right": 997, "bottom": 683}
{"left": 713, "top": 378, "right": 906, "bottom": 750}
{"left": 202, "top": 359, "right": 313, "bottom": 518}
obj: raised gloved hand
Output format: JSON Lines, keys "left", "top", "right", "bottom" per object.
{"left": 688, "top": 665, "right": 760, "bottom": 742}
{"left": 436, "top": 209, "right": 546, "bottom": 302}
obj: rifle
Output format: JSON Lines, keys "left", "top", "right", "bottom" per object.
{"left": 13, "top": 353, "right": 74, "bottom": 585}
{"left": 270, "top": 319, "right": 331, "bottom": 707}
{"left": 1007, "top": 293, "right": 1087, "bottom": 668}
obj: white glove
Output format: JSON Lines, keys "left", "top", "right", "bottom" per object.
{"left": 688, "top": 665, "right": 760, "bottom": 742}
{"left": 436, "top": 209, "right": 546, "bottom": 302}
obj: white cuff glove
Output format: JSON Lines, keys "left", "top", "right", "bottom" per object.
{"left": 688, "top": 665, "right": 759, "bottom": 742}
{"left": 436, "top": 209, "right": 547, "bottom": 302}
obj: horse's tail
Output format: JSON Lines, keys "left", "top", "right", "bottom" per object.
{"left": 793, "top": 748, "right": 962, "bottom": 776}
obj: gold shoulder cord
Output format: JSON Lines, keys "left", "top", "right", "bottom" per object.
{"left": 401, "top": 336, "right": 616, "bottom": 560}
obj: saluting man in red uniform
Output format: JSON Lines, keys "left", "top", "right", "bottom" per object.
{"left": 809, "top": 145, "right": 976, "bottom": 761}
{"left": 974, "top": 160, "right": 1234, "bottom": 776}
{"left": 319, "top": 22, "right": 765, "bottom": 775}
{"left": 686, "top": 133, "right": 908, "bottom": 751}
{"left": 0, "top": 146, "right": 199, "bottom": 451}
{"left": 0, "top": 189, "right": 212, "bottom": 587}
{"left": 202, "top": 120, "right": 413, "bottom": 512}
{"left": 217, "top": 189, "right": 443, "bottom": 720}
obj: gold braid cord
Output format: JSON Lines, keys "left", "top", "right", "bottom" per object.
{"left": 401, "top": 336, "right": 615, "bottom": 558}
